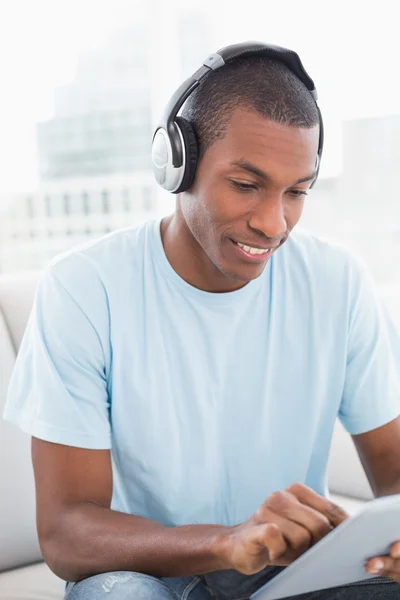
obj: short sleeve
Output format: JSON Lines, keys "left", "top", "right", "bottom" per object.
{"left": 3, "top": 254, "right": 112, "bottom": 449}
{"left": 339, "top": 257, "right": 400, "bottom": 435}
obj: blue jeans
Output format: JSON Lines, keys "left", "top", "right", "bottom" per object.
{"left": 65, "top": 566, "right": 400, "bottom": 599}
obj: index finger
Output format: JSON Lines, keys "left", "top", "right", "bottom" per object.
{"left": 286, "top": 483, "right": 349, "bottom": 527}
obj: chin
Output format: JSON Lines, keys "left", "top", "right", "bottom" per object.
{"left": 224, "top": 260, "right": 269, "bottom": 284}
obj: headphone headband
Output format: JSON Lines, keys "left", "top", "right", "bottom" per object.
{"left": 152, "top": 41, "right": 323, "bottom": 193}
{"left": 217, "top": 42, "right": 317, "bottom": 98}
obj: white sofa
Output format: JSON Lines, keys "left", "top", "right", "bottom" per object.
{"left": 0, "top": 272, "right": 65, "bottom": 599}
{"left": 0, "top": 270, "right": 379, "bottom": 599}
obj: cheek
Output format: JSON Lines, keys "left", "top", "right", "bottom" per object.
{"left": 180, "top": 189, "right": 224, "bottom": 247}
{"left": 196, "top": 186, "right": 236, "bottom": 229}
{"left": 285, "top": 199, "right": 306, "bottom": 227}
{"left": 202, "top": 185, "right": 247, "bottom": 226}
{"left": 186, "top": 177, "right": 249, "bottom": 240}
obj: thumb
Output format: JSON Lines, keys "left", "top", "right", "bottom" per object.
{"left": 254, "top": 522, "right": 287, "bottom": 561}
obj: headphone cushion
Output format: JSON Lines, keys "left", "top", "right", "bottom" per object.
{"left": 174, "top": 117, "right": 199, "bottom": 193}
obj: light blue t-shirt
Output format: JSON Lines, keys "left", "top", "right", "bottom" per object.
{"left": 4, "top": 219, "right": 400, "bottom": 527}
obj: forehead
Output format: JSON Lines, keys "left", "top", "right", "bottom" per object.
{"left": 214, "top": 108, "right": 319, "bottom": 177}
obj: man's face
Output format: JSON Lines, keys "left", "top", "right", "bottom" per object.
{"left": 179, "top": 108, "right": 319, "bottom": 287}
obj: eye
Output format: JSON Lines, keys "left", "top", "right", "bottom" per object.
{"left": 288, "top": 189, "right": 308, "bottom": 199}
{"left": 230, "top": 180, "right": 258, "bottom": 193}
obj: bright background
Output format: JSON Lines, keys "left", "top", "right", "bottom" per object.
{"left": 0, "top": 0, "right": 399, "bottom": 315}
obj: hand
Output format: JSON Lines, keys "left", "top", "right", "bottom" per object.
{"left": 216, "top": 482, "right": 349, "bottom": 575}
{"left": 366, "top": 541, "right": 400, "bottom": 582}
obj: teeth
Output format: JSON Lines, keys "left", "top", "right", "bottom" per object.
{"left": 237, "top": 242, "right": 270, "bottom": 255}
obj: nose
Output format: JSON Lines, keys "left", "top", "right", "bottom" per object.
{"left": 248, "top": 196, "right": 287, "bottom": 240}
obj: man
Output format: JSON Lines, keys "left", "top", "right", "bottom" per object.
{"left": 4, "top": 42, "right": 400, "bottom": 600}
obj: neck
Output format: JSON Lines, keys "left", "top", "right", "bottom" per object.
{"left": 160, "top": 210, "right": 247, "bottom": 293}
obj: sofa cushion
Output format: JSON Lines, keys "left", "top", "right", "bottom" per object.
{"left": 0, "top": 305, "right": 42, "bottom": 571}
{"left": 0, "top": 562, "right": 64, "bottom": 600}
{"left": 328, "top": 421, "right": 373, "bottom": 501}
{"left": 329, "top": 492, "right": 365, "bottom": 516}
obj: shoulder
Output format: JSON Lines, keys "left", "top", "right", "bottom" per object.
{"left": 46, "top": 220, "right": 154, "bottom": 284}
{"left": 38, "top": 220, "right": 156, "bottom": 312}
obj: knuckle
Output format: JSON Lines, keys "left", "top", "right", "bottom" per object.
{"left": 254, "top": 505, "right": 268, "bottom": 522}
{"left": 286, "top": 482, "right": 305, "bottom": 496}
{"left": 268, "top": 491, "right": 285, "bottom": 503}
{"left": 381, "top": 561, "right": 392, "bottom": 575}
{"left": 390, "top": 543, "right": 400, "bottom": 558}
{"left": 312, "top": 514, "right": 332, "bottom": 534}
{"left": 290, "top": 528, "right": 312, "bottom": 551}
{"left": 266, "top": 490, "right": 288, "bottom": 509}
{"left": 265, "top": 526, "right": 286, "bottom": 559}
{"left": 327, "top": 502, "right": 347, "bottom": 519}
{"left": 265, "top": 522, "right": 280, "bottom": 535}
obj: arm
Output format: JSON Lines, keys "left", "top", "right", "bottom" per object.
{"left": 339, "top": 255, "right": 400, "bottom": 454}
{"left": 355, "top": 416, "right": 400, "bottom": 582}
{"left": 352, "top": 415, "right": 400, "bottom": 497}
{"left": 32, "top": 438, "right": 228, "bottom": 582}
{"left": 22, "top": 266, "right": 228, "bottom": 582}
{"left": 33, "top": 438, "right": 347, "bottom": 583}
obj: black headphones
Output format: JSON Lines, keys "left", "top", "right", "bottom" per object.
{"left": 152, "top": 41, "right": 324, "bottom": 194}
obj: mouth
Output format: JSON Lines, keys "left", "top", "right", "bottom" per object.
{"left": 230, "top": 239, "right": 278, "bottom": 262}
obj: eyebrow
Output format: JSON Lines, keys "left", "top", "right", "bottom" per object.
{"left": 230, "top": 160, "right": 316, "bottom": 186}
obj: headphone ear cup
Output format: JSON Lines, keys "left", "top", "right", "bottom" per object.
{"left": 174, "top": 117, "right": 199, "bottom": 194}
{"left": 151, "top": 129, "right": 170, "bottom": 188}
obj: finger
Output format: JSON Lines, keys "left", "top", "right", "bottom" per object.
{"left": 258, "top": 523, "right": 287, "bottom": 562}
{"left": 390, "top": 542, "right": 400, "bottom": 560}
{"left": 265, "top": 490, "right": 333, "bottom": 544}
{"left": 286, "top": 483, "right": 349, "bottom": 527}
{"left": 366, "top": 556, "right": 399, "bottom": 580}
{"left": 266, "top": 511, "right": 313, "bottom": 555}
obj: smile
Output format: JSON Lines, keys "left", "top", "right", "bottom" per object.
{"left": 236, "top": 242, "right": 272, "bottom": 256}
{"left": 231, "top": 239, "right": 278, "bottom": 263}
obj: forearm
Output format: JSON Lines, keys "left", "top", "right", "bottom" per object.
{"left": 375, "top": 480, "right": 400, "bottom": 497}
{"left": 43, "top": 502, "right": 230, "bottom": 582}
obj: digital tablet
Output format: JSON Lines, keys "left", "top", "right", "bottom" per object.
{"left": 251, "top": 494, "right": 400, "bottom": 600}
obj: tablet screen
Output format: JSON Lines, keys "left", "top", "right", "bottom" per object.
{"left": 251, "top": 495, "right": 400, "bottom": 600}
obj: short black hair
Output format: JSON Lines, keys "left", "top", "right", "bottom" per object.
{"left": 181, "top": 56, "right": 319, "bottom": 159}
